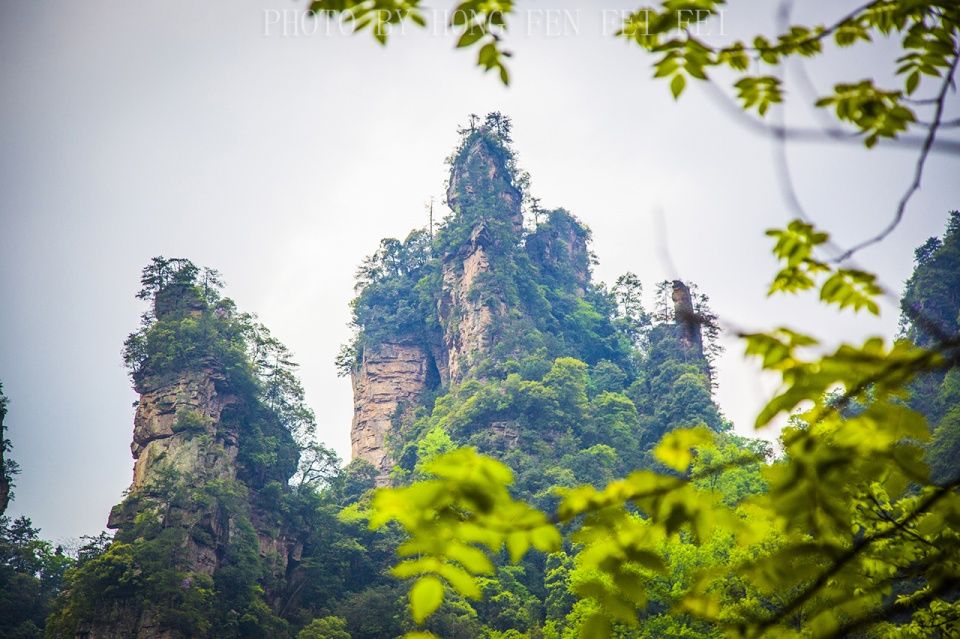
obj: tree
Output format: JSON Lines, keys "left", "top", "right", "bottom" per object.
{"left": 0, "top": 516, "right": 73, "bottom": 639}
{"left": 0, "top": 383, "right": 15, "bottom": 517}
{"left": 611, "top": 273, "right": 650, "bottom": 349}
{"left": 295, "top": 442, "right": 343, "bottom": 489}
{"left": 298, "top": 616, "right": 352, "bottom": 639}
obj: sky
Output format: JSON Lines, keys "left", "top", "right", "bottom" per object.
{"left": 0, "top": 0, "right": 957, "bottom": 542}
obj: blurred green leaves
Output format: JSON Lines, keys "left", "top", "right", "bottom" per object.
{"left": 816, "top": 81, "right": 916, "bottom": 148}
{"left": 766, "top": 220, "right": 885, "bottom": 315}
{"left": 370, "top": 448, "right": 559, "bottom": 629}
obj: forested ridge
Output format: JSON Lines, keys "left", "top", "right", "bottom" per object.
{"left": 1, "top": 117, "right": 959, "bottom": 639}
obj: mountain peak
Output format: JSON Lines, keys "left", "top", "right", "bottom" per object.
{"left": 445, "top": 113, "right": 523, "bottom": 236}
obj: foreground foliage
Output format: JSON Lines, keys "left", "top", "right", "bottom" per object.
{"left": 307, "top": 0, "right": 958, "bottom": 152}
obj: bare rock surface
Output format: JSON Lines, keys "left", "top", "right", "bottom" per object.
{"left": 439, "top": 226, "right": 505, "bottom": 385}
{"left": 129, "top": 368, "right": 238, "bottom": 490}
{"left": 351, "top": 342, "right": 431, "bottom": 478}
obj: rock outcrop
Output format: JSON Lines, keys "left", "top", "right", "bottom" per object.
{"left": 90, "top": 359, "right": 299, "bottom": 638}
{"left": 438, "top": 225, "right": 506, "bottom": 385}
{"left": 75, "top": 607, "right": 174, "bottom": 639}
{"left": 436, "top": 132, "right": 529, "bottom": 385}
{"left": 671, "top": 280, "right": 704, "bottom": 355}
{"left": 351, "top": 342, "right": 432, "bottom": 478}
{"left": 526, "top": 209, "right": 591, "bottom": 295}
{"left": 81, "top": 276, "right": 301, "bottom": 638}
{"left": 348, "top": 126, "right": 610, "bottom": 477}
{"left": 446, "top": 133, "right": 523, "bottom": 234}
{"left": 350, "top": 132, "right": 525, "bottom": 475}
{"left": 106, "top": 366, "right": 243, "bottom": 583}
{"left": 126, "top": 367, "right": 238, "bottom": 493}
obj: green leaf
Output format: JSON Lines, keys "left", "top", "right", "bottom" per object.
{"left": 437, "top": 563, "right": 482, "bottom": 599}
{"left": 819, "top": 269, "right": 882, "bottom": 314}
{"left": 581, "top": 613, "right": 611, "bottom": 639}
{"left": 906, "top": 70, "right": 920, "bottom": 95}
{"left": 670, "top": 73, "right": 686, "bottom": 99}
{"left": 457, "top": 27, "right": 483, "bottom": 48}
{"left": 446, "top": 541, "right": 494, "bottom": 574}
{"left": 498, "top": 63, "right": 510, "bottom": 86}
{"left": 506, "top": 531, "right": 530, "bottom": 563}
{"left": 626, "top": 548, "right": 667, "bottom": 573}
{"left": 654, "top": 427, "right": 714, "bottom": 472}
{"left": 410, "top": 576, "right": 444, "bottom": 623}
{"left": 530, "top": 524, "right": 561, "bottom": 552}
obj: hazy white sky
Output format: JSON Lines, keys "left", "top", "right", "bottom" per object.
{"left": 1, "top": 0, "right": 957, "bottom": 542}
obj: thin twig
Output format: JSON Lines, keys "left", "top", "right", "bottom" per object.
{"left": 917, "top": 116, "right": 960, "bottom": 128}
{"left": 771, "top": 0, "right": 813, "bottom": 224}
{"left": 834, "top": 49, "right": 960, "bottom": 262}
{"left": 737, "top": 0, "right": 882, "bottom": 55}
{"left": 699, "top": 79, "right": 960, "bottom": 156}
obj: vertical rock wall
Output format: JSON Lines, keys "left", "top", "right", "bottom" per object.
{"left": 350, "top": 342, "right": 432, "bottom": 478}
{"left": 438, "top": 226, "right": 505, "bottom": 385}
{"left": 349, "top": 132, "right": 597, "bottom": 474}
{"left": 92, "top": 366, "right": 299, "bottom": 638}
{"left": 350, "top": 133, "right": 525, "bottom": 474}
{"left": 127, "top": 368, "right": 238, "bottom": 493}
{"left": 437, "top": 133, "right": 524, "bottom": 385}
{"left": 107, "top": 367, "right": 240, "bottom": 579}
{"left": 671, "top": 280, "right": 705, "bottom": 355}
{"left": 446, "top": 135, "right": 523, "bottom": 233}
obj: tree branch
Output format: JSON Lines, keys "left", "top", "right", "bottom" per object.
{"left": 834, "top": 49, "right": 960, "bottom": 262}
{"left": 699, "top": 79, "right": 960, "bottom": 156}
{"left": 752, "top": 480, "right": 960, "bottom": 635}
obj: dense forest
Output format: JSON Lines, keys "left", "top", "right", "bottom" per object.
{"left": 1, "top": 115, "right": 958, "bottom": 638}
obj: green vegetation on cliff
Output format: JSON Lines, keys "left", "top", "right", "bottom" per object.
{"left": 348, "top": 117, "right": 725, "bottom": 485}
{"left": 335, "top": 115, "right": 743, "bottom": 638}
{"left": 0, "top": 384, "right": 10, "bottom": 517}
{"left": 45, "top": 259, "right": 379, "bottom": 639}
{"left": 371, "top": 211, "right": 960, "bottom": 639}
{"left": 900, "top": 211, "right": 960, "bottom": 485}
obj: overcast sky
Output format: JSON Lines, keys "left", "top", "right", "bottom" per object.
{"left": 1, "top": 0, "right": 957, "bottom": 542}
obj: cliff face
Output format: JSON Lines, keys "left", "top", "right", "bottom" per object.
{"left": 671, "top": 280, "right": 704, "bottom": 355}
{"left": 525, "top": 209, "right": 591, "bottom": 295}
{"left": 439, "top": 225, "right": 506, "bottom": 384}
{"left": 446, "top": 132, "right": 523, "bottom": 234}
{"left": 92, "top": 369, "right": 297, "bottom": 638}
{"left": 126, "top": 367, "right": 238, "bottom": 493}
{"left": 351, "top": 219, "right": 523, "bottom": 474}
{"left": 349, "top": 133, "right": 526, "bottom": 475}
{"left": 76, "top": 607, "right": 178, "bottom": 639}
{"left": 351, "top": 342, "right": 432, "bottom": 478}
{"left": 104, "top": 366, "right": 246, "bottom": 590}
{"left": 439, "top": 133, "right": 525, "bottom": 384}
